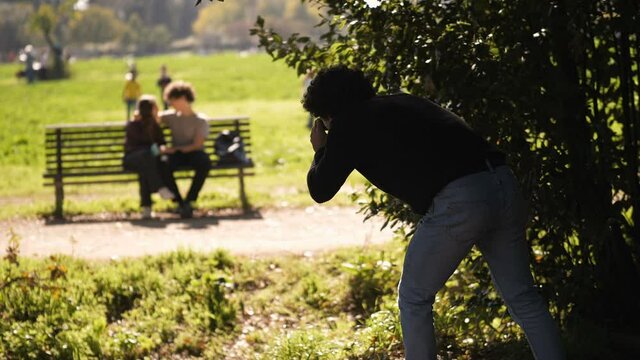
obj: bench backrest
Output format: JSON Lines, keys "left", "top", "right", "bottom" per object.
{"left": 44, "top": 117, "right": 252, "bottom": 186}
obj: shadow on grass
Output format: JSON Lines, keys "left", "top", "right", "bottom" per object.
{"left": 43, "top": 207, "right": 264, "bottom": 229}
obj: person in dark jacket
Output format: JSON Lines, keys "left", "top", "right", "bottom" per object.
{"left": 304, "top": 66, "right": 565, "bottom": 360}
{"left": 156, "top": 64, "right": 172, "bottom": 110}
{"left": 123, "top": 95, "right": 178, "bottom": 219}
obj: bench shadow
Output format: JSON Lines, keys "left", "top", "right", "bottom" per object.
{"left": 43, "top": 208, "right": 264, "bottom": 230}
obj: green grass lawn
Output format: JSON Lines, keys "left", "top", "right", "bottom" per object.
{"left": 0, "top": 52, "right": 366, "bottom": 219}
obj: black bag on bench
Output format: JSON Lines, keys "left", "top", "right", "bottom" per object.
{"left": 213, "top": 129, "right": 249, "bottom": 165}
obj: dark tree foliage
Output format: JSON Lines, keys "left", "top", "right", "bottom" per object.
{"left": 251, "top": 0, "right": 640, "bottom": 338}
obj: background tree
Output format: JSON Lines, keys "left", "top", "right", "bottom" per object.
{"left": 0, "top": 3, "right": 32, "bottom": 59}
{"left": 118, "top": 13, "right": 172, "bottom": 54}
{"left": 193, "top": 0, "right": 249, "bottom": 48}
{"left": 68, "top": 5, "right": 124, "bottom": 45}
{"left": 28, "top": 0, "right": 78, "bottom": 78}
{"left": 91, "top": 0, "right": 199, "bottom": 43}
{"left": 251, "top": 0, "right": 640, "bottom": 354}
{"left": 193, "top": 0, "right": 323, "bottom": 50}
{"left": 0, "top": 0, "right": 327, "bottom": 59}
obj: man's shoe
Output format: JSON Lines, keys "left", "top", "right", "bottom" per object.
{"left": 158, "top": 187, "right": 175, "bottom": 200}
{"left": 180, "top": 202, "right": 193, "bottom": 219}
{"left": 141, "top": 206, "right": 153, "bottom": 219}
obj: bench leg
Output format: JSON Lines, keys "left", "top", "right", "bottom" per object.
{"left": 54, "top": 177, "right": 64, "bottom": 219}
{"left": 238, "top": 168, "right": 250, "bottom": 213}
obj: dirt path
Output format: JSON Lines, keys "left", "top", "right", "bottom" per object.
{"left": 0, "top": 206, "right": 395, "bottom": 260}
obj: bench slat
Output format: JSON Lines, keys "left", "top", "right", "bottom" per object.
{"left": 45, "top": 117, "right": 250, "bottom": 130}
{"left": 46, "top": 146, "right": 253, "bottom": 158}
{"left": 44, "top": 150, "right": 254, "bottom": 166}
{"left": 45, "top": 124, "right": 251, "bottom": 136}
{"left": 45, "top": 138, "right": 253, "bottom": 152}
{"left": 44, "top": 163, "right": 254, "bottom": 178}
{"left": 44, "top": 171, "right": 256, "bottom": 186}
{"left": 45, "top": 122, "right": 250, "bottom": 136}
{"left": 44, "top": 158, "right": 255, "bottom": 173}
{"left": 45, "top": 130, "right": 252, "bottom": 146}
{"left": 45, "top": 130, "right": 251, "bottom": 144}
{"left": 44, "top": 158, "right": 254, "bottom": 176}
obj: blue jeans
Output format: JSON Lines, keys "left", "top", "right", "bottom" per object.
{"left": 398, "top": 165, "right": 565, "bottom": 360}
{"left": 125, "top": 99, "right": 136, "bottom": 121}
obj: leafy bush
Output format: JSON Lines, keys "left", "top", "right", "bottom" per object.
{"left": 174, "top": 330, "right": 209, "bottom": 356}
{"left": 252, "top": 0, "right": 640, "bottom": 335}
{"left": 0, "top": 252, "right": 105, "bottom": 359}
{"left": 346, "top": 306, "right": 404, "bottom": 359}
{"left": 299, "top": 274, "right": 331, "bottom": 310}
{"left": 93, "top": 261, "right": 163, "bottom": 322}
{"left": 0, "top": 237, "right": 238, "bottom": 359}
{"left": 192, "top": 273, "right": 237, "bottom": 332}
{"left": 262, "top": 329, "right": 338, "bottom": 360}
{"left": 101, "top": 323, "right": 157, "bottom": 360}
{"left": 342, "top": 252, "right": 400, "bottom": 318}
{"left": 4, "top": 230, "right": 568, "bottom": 359}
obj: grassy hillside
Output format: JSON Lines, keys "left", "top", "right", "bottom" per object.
{"left": 0, "top": 52, "right": 366, "bottom": 218}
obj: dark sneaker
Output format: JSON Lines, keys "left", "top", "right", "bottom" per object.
{"left": 180, "top": 202, "right": 193, "bottom": 219}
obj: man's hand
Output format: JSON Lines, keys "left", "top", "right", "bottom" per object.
{"left": 310, "top": 118, "right": 328, "bottom": 152}
{"left": 160, "top": 145, "right": 176, "bottom": 154}
{"left": 168, "top": 133, "right": 205, "bottom": 154}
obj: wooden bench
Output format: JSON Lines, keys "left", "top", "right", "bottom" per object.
{"left": 44, "top": 116, "right": 254, "bottom": 218}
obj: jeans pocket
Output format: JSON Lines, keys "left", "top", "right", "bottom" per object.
{"left": 444, "top": 201, "right": 491, "bottom": 242}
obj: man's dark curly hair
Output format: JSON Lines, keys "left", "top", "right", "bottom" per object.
{"left": 302, "top": 66, "right": 376, "bottom": 119}
{"left": 163, "top": 80, "right": 196, "bottom": 103}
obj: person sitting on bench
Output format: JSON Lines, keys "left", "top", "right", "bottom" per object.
{"left": 123, "top": 95, "right": 177, "bottom": 219}
{"left": 159, "top": 81, "right": 211, "bottom": 219}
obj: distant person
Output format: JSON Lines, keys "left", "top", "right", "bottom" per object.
{"left": 123, "top": 95, "right": 177, "bottom": 219}
{"left": 122, "top": 71, "right": 141, "bottom": 121}
{"left": 302, "top": 69, "right": 316, "bottom": 128}
{"left": 127, "top": 56, "right": 138, "bottom": 78}
{"left": 159, "top": 81, "right": 211, "bottom": 219}
{"left": 22, "top": 44, "right": 35, "bottom": 84}
{"left": 304, "top": 66, "right": 566, "bottom": 360}
{"left": 156, "top": 64, "right": 172, "bottom": 110}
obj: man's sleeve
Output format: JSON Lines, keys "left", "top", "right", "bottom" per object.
{"left": 306, "top": 131, "right": 355, "bottom": 203}
{"left": 198, "top": 118, "right": 209, "bottom": 140}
